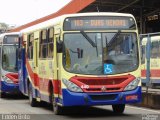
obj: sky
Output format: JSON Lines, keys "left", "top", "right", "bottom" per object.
{"left": 0, "top": 0, "right": 71, "bottom": 26}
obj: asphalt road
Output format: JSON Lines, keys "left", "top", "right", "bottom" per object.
{"left": 0, "top": 94, "right": 159, "bottom": 120}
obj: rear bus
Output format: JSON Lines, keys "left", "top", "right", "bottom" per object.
{"left": 0, "top": 32, "right": 20, "bottom": 97}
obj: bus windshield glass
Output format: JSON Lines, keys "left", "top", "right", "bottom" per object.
{"left": 2, "top": 45, "right": 18, "bottom": 72}
{"left": 63, "top": 32, "right": 138, "bottom": 75}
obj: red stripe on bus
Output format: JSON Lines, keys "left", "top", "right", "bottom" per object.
{"left": 26, "top": 60, "right": 61, "bottom": 95}
{"left": 6, "top": 73, "right": 18, "bottom": 84}
{"left": 36, "top": 77, "right": 61, "bottom": 95}
{"left": 141, "top": 69, "right": 160, "bottom": 77}
{"left": 53, "top": 80, "right": 61, "bottom": 95}
{"left": 26, "top": 59, "right": 39, "bottom": 87}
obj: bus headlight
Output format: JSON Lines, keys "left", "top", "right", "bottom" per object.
{"left": 124, "top": 78, "right": 140, "bottom": 91}
{"left": 62, "top": 79, "right": 83, "bottom": 92}
{"left": 2, "top": 76, "right": 14, "bottom": 84}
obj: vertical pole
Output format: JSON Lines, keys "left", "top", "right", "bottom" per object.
{"left": 140, "top": 7, "right": 143, "bottom": 34}
{"left": 146, "top": 34, "right": 151, "bottom": 93}
{"left": 143, "top": 19, "right": 146, "bottom": 34}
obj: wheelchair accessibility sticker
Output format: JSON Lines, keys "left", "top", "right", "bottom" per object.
{"left": 104, "top": 64, "right": 113, "bottom": 74}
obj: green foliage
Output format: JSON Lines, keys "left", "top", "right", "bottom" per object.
{"left": 0, "top": 22, "right": 9, "bottom": 33}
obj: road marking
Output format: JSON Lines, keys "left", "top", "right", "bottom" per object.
{"left": 126, "top": 105, "right": 160, "bottom": 114}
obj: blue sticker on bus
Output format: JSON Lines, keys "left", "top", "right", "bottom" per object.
{"left": 104, "top": 64, "right": 113, "bottom": 74}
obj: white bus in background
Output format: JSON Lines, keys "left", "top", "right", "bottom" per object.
{"left": 0, "top": 32, "right": 20, "bottom": 97}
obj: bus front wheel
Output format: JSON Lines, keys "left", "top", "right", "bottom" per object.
{"left": 0, "top": 92, "right": 5, "bottom": 98}
{"left": 52, "top": 93, "right": 63, "bottom": 115}
{"left": 112, "top": 104, "right": 125, "bottom": 114}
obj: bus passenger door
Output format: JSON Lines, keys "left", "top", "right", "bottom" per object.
{"left": 18, "top": 47, "right": 27, "bottom": 94}
{"left": 33, "top": 39, "right": 39, "bottom": 94}
{"left": 53, "top": 34, "right": 61, "bottom": 98}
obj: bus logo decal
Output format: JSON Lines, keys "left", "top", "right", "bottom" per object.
{"left": 101, "top": 86, "right": 107, "bottom": 92}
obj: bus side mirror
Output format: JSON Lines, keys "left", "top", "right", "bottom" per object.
{"left": 57, "top": 41, "right": 63, "bottom": 53}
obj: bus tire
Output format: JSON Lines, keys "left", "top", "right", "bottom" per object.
{"left": 52, "top": 93, "right": 63, "bottom": 115}
{"left": 0, "top": 92, "right": 5, "bottom": 98}
{"left": 112, "top": 104, "right": 125, "bottom": 114}
{"left": 28, "top": 83, "right": 38, "bottom": 107}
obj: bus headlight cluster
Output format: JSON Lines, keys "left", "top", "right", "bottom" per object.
{"left": 124, "top": 77, "right": 140, "bottom": 91}
{"left": 2, "top": 76, "right": 14, "bottom": 84}
{"left": 62, "top": 79, "right": 83, "bottom": 92}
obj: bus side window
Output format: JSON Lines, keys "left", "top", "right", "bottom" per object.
{"left": 56, "top": 36, "right": 63, "bottom": 53}
{"left": 141, "top": 45, "right": 145, "bottom": 64}
{"left": 48, "top": 28, "right": 54, "bottom": 58}
{"left": 151, "top": 41, "right": 159, "bottom": 58}
{"left": 18, "top": 48, "right": 22, "bottom": 60}
{"left": 39, "top": 29, "right": 48, "bottom": 59}
{"left": 27, "top": 34, "right": 34, "bottom": 59}
{"left": 0, "top": 46, "right": 1, "bottom": 62}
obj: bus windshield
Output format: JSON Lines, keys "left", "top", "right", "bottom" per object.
{"left": 63, "top": 32, "right": 138, "bottom": 75}
{"left": 2, "top": 45, "right": 18, "bottom": 72}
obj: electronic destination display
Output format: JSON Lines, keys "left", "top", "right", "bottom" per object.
{"left": 64, "top": 16, "right": 136, "bottom": 30}
{"left": 3, "top": 35, "right": 19, "bottom": 44}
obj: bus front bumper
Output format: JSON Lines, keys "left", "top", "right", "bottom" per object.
{"left": 1, "top": 81, "right": 20, "bottom": 94}
{"left": 61, "top": 86, "right": 141, "bottom": 106}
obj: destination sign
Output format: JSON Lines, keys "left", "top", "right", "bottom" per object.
{"left": 64, "top": 16, "right": 136, "bottom": 30}
{"left": 3, "top": 35, "right": 19, "bottom": 44}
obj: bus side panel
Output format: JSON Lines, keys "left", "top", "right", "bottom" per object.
{"left": 0, "top": 46, "right": 1, "bottom": 90}
{"left": 19, "top": 48, "right": 28, "bottom": 95}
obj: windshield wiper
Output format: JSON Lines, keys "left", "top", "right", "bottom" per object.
{"left": 80, "top": 30, "right": 97, "bottom": 47}
{"left": 108, "top": 30, "right": 121, "bottom": 46}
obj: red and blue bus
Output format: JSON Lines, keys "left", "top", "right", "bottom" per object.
{"left": 18, "top": 13, "right": 141, "bottom": 115}
{"left": 0, "top": 32, "right": 20, "bottom": 97}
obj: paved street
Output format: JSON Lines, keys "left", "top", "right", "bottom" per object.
{"left": 0, "top": 94, "right": 160, "bottom": 120}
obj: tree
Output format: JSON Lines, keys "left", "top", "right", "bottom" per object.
{"left": 0, "top": 23, "right": 9, "bottom": 34}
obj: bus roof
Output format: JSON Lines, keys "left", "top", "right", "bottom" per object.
{"left": 0, "top": 32, "right": 20, "bottom": 37}
{"left": 21, "top": 12, "right": 135, "bottom": 33}
{"left": 0, "top": 32, "right": 20, "bottom": 43}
